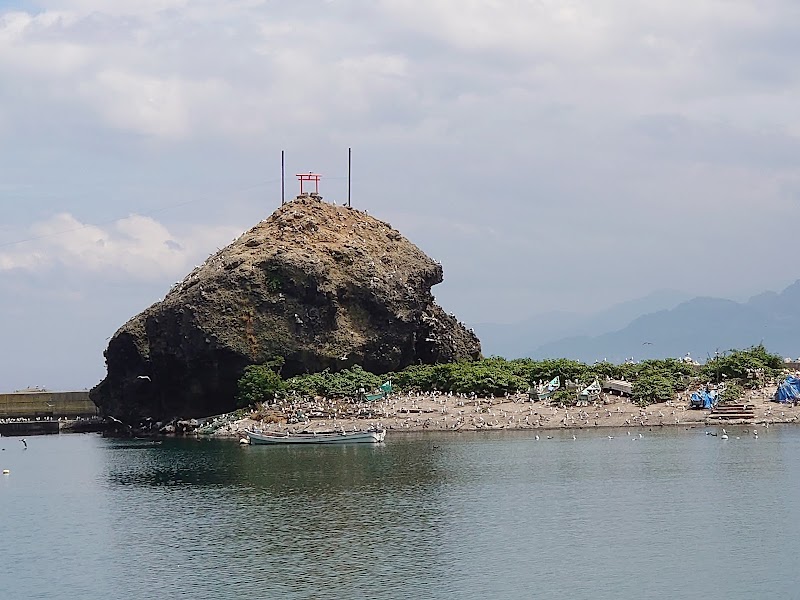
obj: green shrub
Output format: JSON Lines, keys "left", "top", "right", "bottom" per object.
{"left": 719, "top": 382, "right": 744, "bottom": 403}
{"left": 237, "top": 364, "right": 286, "bottom": 407}
{"left": 700, "top": 345, "right": 783, "bottom": 387}
{"left": 631, "top": 373, "right": 675, "bottom": 406}
{"left": 285, "top": 365, "right": 383, "bottom": 398}
{"left": 525, "top": 358, "right": 587, "bottom": 388}
{"left": 550, "top": 388, "right": 578, "bottom": 406}
{"left": 633, "top": 358, "right": 697, "bottom": 393}
{"left": 390, "top": 358, "right": 529, "bottom": 396}
{"left": 237, "top": 346, "right": 782, "bottom": 406}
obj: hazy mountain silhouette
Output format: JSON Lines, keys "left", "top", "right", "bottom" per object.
{"left": 530, "top": 280, "right": 800, "bottom": 362}
{"left": 473, "top": 289, "right": 691, "bottom": 358}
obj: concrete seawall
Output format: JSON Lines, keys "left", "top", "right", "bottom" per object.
{"left": 0, "top": 391, "right": 98, "bottom": 419}
{"left": 0, "top": 419, "right": 107, "bottom": 436}
{"left": 0, "top": 420, "right": 60, "bottom": 435}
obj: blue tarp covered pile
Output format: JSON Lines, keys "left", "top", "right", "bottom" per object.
{"left": 774, "top": 376, "right": 800, "bottom": 403}
{"left": 690, "top": 389, "right": 717, "bottom": 409}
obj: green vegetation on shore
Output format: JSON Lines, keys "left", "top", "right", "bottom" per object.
{"left": 237, "top": 345, "right": 784, "bottom": 408}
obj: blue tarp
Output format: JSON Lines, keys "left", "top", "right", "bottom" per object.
{"left": 690, "top": 390, "right": 717, "bottom": 409}
{"left": 774, "top": 376, "right": 800, "bottom": 403}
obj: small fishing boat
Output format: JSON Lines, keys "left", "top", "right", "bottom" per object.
{"left": 245, "top": 427, "right": 386, "bottom": 445}
{"left": 110, "top": 439, "right": 163, "bottom": 449}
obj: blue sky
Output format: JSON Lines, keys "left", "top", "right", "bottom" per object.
{"left": 1, "top": 0, "right": 799, "bottom": 390}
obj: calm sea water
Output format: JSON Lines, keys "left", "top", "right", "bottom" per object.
{"left": 1, "top": 426, "right": 799, "bottom": 600}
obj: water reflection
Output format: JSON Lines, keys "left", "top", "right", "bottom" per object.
{"left": 5, "top": 429, "right": 800, "bottom": 600}
{"left": 102, "top": 435, "right": 451, "bottom": 599}
{"left": 104, "top": 436, "right": 446, "bottom": 495}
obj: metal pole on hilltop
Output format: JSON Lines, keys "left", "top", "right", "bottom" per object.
{"left": 347, "top": 147, "right": 351, "bottom": 207}
{"left": 281, "top": 150, "right": 285, "bottom": 206}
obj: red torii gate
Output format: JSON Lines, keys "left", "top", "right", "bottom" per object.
{"left": 296, "top": 172, "right": 321, "bottom": 195}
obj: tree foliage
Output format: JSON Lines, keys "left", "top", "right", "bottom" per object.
{"left": 700, "top": 345, "right": 783, "bottom": 388}
{"left": 624, "top": 359, "right": 705, "bottom": 406}
{"left": 235, "top": 346, "right": 785, "bottom": 406}
{"left": 631, "top": 373, "right": 675, "bottom": 406}
{"left": 521, "top": 358, "right": 587, "bottom": 387}
{"left": 237, "top": 363, "right": 286, "bottom": 407}
{"left": 390, "top": 358, "right": 529, "bottom": 396}
{"left": 550, "top": 389, "right": 578, "bottom": 406}
{"left": 719, "top": 383, "right": 744, "bottom": 404}
{"left": 285, "top": 365, "right": 383, "bottom": 398}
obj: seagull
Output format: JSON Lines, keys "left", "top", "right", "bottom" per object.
{"left": 137, "top": 375, "right": 151, "bottom": 381}
{"left": 21, "top": 438, "right": 27, "bottom": 449}
{"left": 642, "top": 341, "right": 653, "bottom": 346}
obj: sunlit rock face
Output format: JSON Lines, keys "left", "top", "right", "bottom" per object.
{"left": 90, "top": 195, "right": 481, "bottom": 421}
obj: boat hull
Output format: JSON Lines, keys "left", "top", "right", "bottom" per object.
{"left": 246, "top": 429, "right": 386, "bottom": 445}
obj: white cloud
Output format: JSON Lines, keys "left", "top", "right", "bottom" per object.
{"left": 378, "top": 0, "right": 608, "bottom": 58}
{"left": 1, "top": 0, "right": 800, "bottom": 323}
{"left": 0, "top": 11, "right": 89, "bottom": 76}
{"left": 80, "top": 69, "right": 194, "bottom": 138}
{"left": 0, "top": 2, "right": 434, "bottom": 140}
{"left": 29, "top": 0, "right": 191, "bottom": 18}
{"left": 1, "top": 0, "right": 798, "bottom": 145}
{"left": 0, "top": 213, "right": 242, "bottom": 281}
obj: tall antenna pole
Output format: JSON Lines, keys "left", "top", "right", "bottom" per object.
{"left": 347, "top": 147, "right": 352, "bottom": 207}
{"left": 281, "top": 150, "right": 285, "bottom": 206}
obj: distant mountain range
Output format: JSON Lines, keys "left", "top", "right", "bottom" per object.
{"left": 474, "top": 281, "right": 800, "bottom": 363}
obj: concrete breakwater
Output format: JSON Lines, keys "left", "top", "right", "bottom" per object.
{"left": 0, "top": 420, "right": 59, "bottom": 435}
{"left": 0, "top": 418, "right": 107, "bottom": 436}
{"left": 0, "top": 390, "right": 98, "bottom": 420}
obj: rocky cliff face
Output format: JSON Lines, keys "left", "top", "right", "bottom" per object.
{"left": 90, "top": 195, "right": 481, "bottom": 421}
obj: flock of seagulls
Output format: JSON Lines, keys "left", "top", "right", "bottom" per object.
{"left": 704, "top": 427, "right": 762, "bottom": 440}
{"left": 527, "top": 432, "right": 644, "bottom": 441}
{"left": 527, "top": 428, "right": 764, "bottom": 442}
{"left": 529, "top": 432, "right": 646, "bottom": 441}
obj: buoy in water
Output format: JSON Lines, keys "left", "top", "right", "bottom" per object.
{"left": 239, "top": 437, "right": 250, "bottom": 445}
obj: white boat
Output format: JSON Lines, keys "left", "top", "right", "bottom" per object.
{"left": 245, "top": 427, "right": 386, "bottom": 445}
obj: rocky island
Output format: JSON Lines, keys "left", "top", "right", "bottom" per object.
{"left": 90, "top": 194, "right": 481, "bottom": 422}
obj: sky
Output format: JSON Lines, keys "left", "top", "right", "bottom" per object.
{"left": 1, "top": 0, "right": 799, "bottom": 391}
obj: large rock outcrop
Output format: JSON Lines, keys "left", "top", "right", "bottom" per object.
{"left": 91, "top": 194, "right": 481, "bottom": 421}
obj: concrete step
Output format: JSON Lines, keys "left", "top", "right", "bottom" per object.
{"left": 708, "top": 413, "right": 755, "bottom": 420}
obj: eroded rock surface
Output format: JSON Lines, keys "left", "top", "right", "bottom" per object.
{"left": 91, "top": 195, "right": 481, "bottom": 421}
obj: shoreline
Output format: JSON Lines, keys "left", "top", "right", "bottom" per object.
{"left": 212, "top": 384, "right": 800, "bottom": 438}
